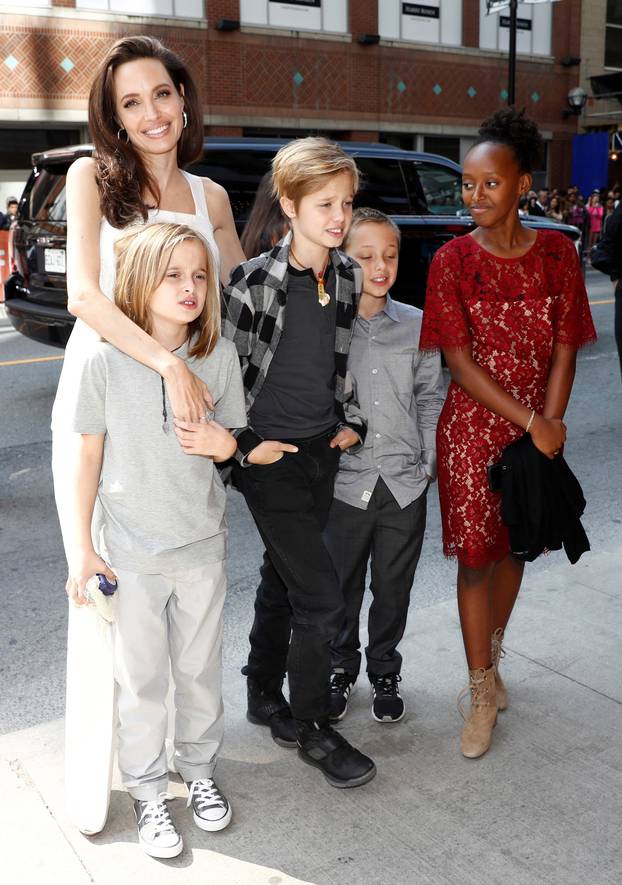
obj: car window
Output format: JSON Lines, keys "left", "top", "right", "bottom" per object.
{"left": 29, "top": 168, "right": 68, "bottom": 222}
{"left": 414, "top": 161, "right": 464, "bottom": 215}
{"left": 192, "top": 150, "right": 413, "bottom": 224}
{"left": 190, "top": 150, "right": 273, "bottom": 224}
{"left": 353, "top": 157, "right": 410, "bottom": 214}
{"left": 400, "top": 161, "right": 430, "bottom": 215}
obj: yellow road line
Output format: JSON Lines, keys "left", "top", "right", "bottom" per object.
{"left": 0, "top": 300, "right": 614, "bottom": 365}
{"left": 0, "top": 355, "right": 64, "bottom": 367}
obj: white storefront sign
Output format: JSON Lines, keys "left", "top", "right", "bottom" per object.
{"left": 76, "top": 0, "right": 203, "bottom": 15}
{"left": 480, "top": 0, "right": 554, "bottom": 56}
{"left": 240, "top": 0, "right": 348, "bottom": 33}
{"left": 379, "top": 0, "right": 462, "bottom": 47}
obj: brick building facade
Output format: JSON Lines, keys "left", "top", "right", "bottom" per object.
{"left": 0, "top": 0, "right": 586, "bottom": 198}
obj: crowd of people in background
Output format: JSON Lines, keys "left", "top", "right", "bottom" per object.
{"left": 520, "top": 184, "right": 620, "bottom": 256}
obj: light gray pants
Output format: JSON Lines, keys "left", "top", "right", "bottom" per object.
{"left": 112, "top": 560, "right": 226, "bottom": 801}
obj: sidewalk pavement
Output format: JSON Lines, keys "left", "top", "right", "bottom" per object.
{"left": 2, "top": 546, "right": 621, "bottom": 885}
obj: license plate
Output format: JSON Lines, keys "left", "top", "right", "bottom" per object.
{"left": 45, "top": 248, "right": 66, "bottom": 274}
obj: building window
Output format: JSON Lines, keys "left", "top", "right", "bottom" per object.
{"left": 423, "top": 135, "right": 460, "bottom": 164}
{"left": 606, "top": 0, "right": 622, "bottom": 68}
{"left": 75, "top": 0, "right": 203, "bottom": 16}
{"left": 0, "top": 128, "right": 81, "bottom": 171}
{"left": 242, "top": 126, "right": 341, "bottom": 138}
{"left": 380, "top": 133, "right": 417, "bottom": 150}
{"left": 479, "top": 0, "right": 552, "bottom": 57}
{"left": 530, "top": 140, "right": 548, "bottom": 190}
{"left": 240, "top": 0, "right": 348, "bottom": 34}
{"left": 379, "top": 0, "right": 462, "bottom": 47}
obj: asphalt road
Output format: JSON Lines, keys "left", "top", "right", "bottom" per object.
{"left": 1, "top": 270, "right": 620, "bottom": 735}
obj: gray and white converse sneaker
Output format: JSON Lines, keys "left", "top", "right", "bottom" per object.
{"left": 186, "top": 779, "right": 232, "bottom": 832}
{"left": 133, "top": 793, "right": 183, "bottom": 859}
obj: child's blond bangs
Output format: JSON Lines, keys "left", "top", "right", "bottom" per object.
{"left": 271, "top": 137, "right": 359, "bottom": 206}
{"left": 113, "top": 222, "right": 220, "bottom": 360}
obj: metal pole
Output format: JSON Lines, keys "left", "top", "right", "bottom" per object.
{"left": 508, "top": 0, "right": 517, "bottom": 106}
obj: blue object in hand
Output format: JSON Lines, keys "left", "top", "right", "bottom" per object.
{"left": 96, "top": 573, "right": 118, "bottom": 596}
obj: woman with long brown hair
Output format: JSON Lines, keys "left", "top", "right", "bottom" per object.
{"left": 54, "top": 38, "right": 245, "bottom": 842}
{"left": 53, "top": 35, "right": 244, "bottom": 551}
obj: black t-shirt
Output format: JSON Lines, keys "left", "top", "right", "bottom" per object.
{"left": 249, "top": 263, "right": 338, "bottom": 439}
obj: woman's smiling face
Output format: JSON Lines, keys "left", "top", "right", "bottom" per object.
{"left": 113, "top": 57, "right": 184, "bottom": 158}
{"left": 462, "top": 142, "right": 531, "bottom": 228}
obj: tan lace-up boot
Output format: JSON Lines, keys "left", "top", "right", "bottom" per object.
{"left": 458, "top": 665, "right": 497, "bottom": 758}
{"left": 491, "top": 628, "right": 508, "bottom": 711}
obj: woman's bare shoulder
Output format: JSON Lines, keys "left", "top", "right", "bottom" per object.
{"left": 201, "top": 176, "right": 233, "bottom": 229}
{"left": 66, "top": 157, "right": 102, "bottom": 227}
{"left": 67, "top": 155, "right": 98, "bottom": 183}
{"left": 201, "top": 176, "right": 229, "bottom": 205}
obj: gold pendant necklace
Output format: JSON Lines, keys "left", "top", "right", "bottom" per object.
{"left": 289, "top": 245, "right": 331, "bottom": 307}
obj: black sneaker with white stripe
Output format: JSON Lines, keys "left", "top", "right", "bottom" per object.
{"left": 186, "top": 779, "right": 232, "bottom": 832}
{"left": 369, "top": 673, "right": 405, "bottom": 723}
{"left": 328, "top": 669, "right": 356, "bottom": 722}
{"left": 133, "top": 794, "right": 183, "bottom": 859}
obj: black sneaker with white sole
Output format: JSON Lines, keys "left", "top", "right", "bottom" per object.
{"left": 297, "top": 720, "right": 376, "bottom": 788}
{"left": 133, "top": 794, "right": 183, "bottom": 859}
{"left": 186, "top": 779, "right": 232, "bottom": 832}
{"left": 369, "top": 672, "right": 405, "bottom": 723}
{"left": 328, "top": 669, "right": 356, "bottom": 722}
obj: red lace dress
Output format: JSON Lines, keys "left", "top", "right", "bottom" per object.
{"left": 419, "top": 230, "right": 596, "bottom": 568}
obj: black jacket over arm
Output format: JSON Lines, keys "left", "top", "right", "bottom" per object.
{"left": 499, "top": 435, "right": 590, "bottom": 564}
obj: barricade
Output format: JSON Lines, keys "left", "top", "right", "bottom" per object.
{"left": 0, "top": 228, "right": 12, "bottom": 302}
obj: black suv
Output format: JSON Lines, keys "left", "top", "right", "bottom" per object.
{"left": 6, "top": 138, "right": 581, "bottom": 347}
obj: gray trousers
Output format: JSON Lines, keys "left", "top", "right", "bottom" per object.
{"left": 324, "top": 478, "right": 427, "bottom": 678}
{"left": 112, "top": 560, "right": 226, "bottom": 801}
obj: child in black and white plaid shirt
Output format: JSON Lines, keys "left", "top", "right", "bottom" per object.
{"left": 222, "top": 137, "right": 377, "bottom": 790}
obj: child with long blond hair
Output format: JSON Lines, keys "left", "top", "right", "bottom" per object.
{"left": 65, "top": 222, "right": 246, "bottom": 858}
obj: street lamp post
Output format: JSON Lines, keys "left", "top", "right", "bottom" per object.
{"left": 487, "top": 0, "right": 560, "bottom": 107}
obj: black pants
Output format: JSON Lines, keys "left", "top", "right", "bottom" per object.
{"left": 233, "top": 430, "right": 344, "bottom": 721}
{"left": 323, "top": 477, "right": 427, "bottom": 679}
{"left": 615, "top": 280, "right": 622, "bottom": 380}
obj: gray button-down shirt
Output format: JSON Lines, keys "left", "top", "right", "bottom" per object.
{"left": 334, "top": 295, "right": 445, "bottom": 511}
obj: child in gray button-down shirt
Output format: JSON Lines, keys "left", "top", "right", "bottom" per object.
{"left": 324, "top": 208, "right": 444, "bottom": 724}
{"left": 64, "top": 223, "right": 246, "bottom": 855}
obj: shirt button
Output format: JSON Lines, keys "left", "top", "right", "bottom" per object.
{"left": 371, "top": 335, "right": 376, "bottom": 340}
{"left": 374, "top": 400, "right": 379, "bottom": 406}
{"left": 377, "top": 465, "right": 382, "bottom": 470}
{"left": 375, "top": 433, "right": 381, "bottom": 438}
{"left": 372, "top": 368, "right": 378, "bottom": 374}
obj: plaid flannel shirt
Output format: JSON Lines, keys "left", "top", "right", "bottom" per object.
{"left": 222, "top": 230, "right": 366, "bottom": 464}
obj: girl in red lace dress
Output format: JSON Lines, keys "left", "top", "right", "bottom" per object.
{"left": 420, "top": 109, "right": 596, "bottom": 759}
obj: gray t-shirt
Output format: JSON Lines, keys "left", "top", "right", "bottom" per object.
{"left": 248, "top": 264, "right": 338, "bottom": 439}
{"left": 70, "top": 337, "right": 247, "bottom": 573}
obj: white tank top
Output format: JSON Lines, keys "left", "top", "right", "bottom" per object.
{"left": 52, "top": 171, "right": 220, "bottom": 429}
